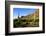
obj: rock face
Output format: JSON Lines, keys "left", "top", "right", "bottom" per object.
{"left": 13, "top": 9, "right": 39, "bottom": 27}
{"left": 21, "top": 9, "right": 39, "bottom": 20}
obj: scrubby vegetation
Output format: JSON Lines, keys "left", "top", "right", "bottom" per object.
{"left": 13, "top": 10, "right": 39, "bottom": 27}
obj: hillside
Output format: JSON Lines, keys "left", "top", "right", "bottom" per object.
{"left": 21, "top": 9, "right": 39, "bottom": 20}
{"left": 13, "top": 9, "right": 39, "bottom": 27}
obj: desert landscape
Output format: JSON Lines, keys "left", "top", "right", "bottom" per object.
{"left": 13, "top": 9, "right": 39, "bottom": 28}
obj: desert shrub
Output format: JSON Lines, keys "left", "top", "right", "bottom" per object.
{"left": 26, "top": 22, "right": 28, "bottom": 24}
{"left": 21, "top": 16, "right": 24, "bottom": 18}
{"left": 35, "top": 19, "right": 39, "bottom": 22}
{"left": 21, "top": 19, "right": 26, "bottom": 22}
{"left": 29, "top": 19, "right": 33, "bottom": 22}
{"left": 14, "top": 19, "right": 18, "bottom": 22}
{"left": 14, "top": 18, "right": 24, "bottom": 27}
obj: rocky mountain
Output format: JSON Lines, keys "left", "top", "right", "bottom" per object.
{"left": 13, "top": 9, "right": 39, "bottom": 27}
{"left": 21, "top": 9, "right": 39, "bottom": 21}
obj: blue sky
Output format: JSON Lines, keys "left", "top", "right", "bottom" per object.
{"left": 13, "top": 8, "right": 36, "bottom": 18}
